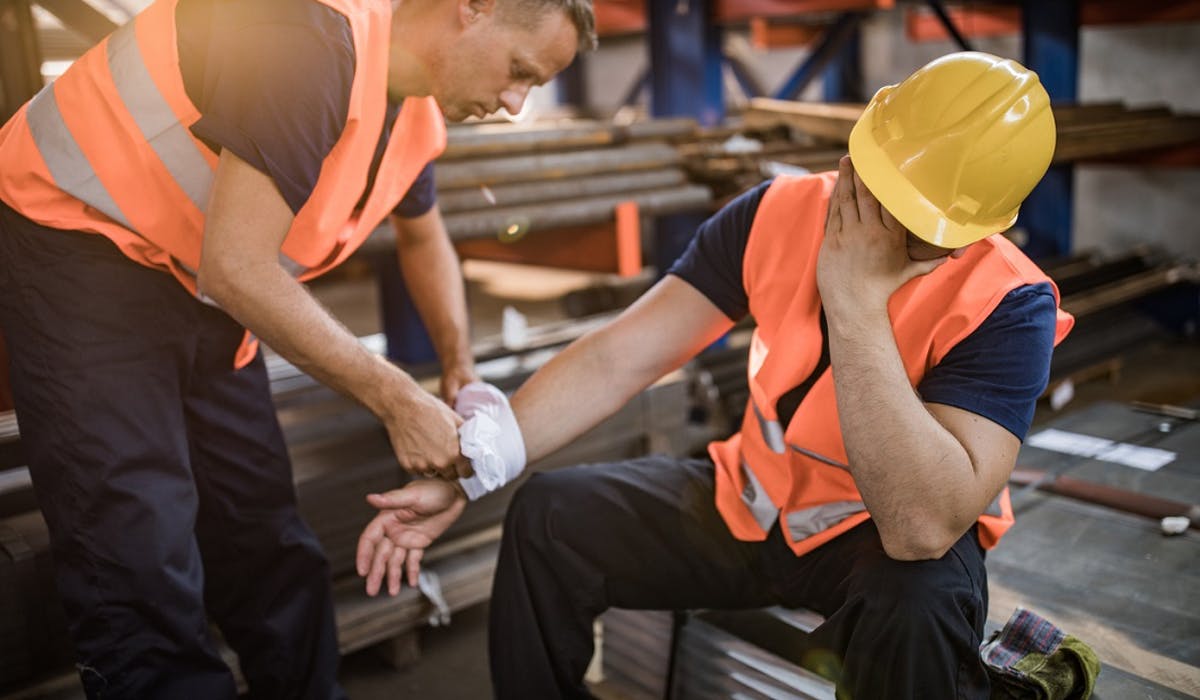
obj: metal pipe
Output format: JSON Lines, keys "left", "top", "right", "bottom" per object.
{"left": 437, "top": 169, "right": 687, "bottom": 214}
{"left": 443, "top": 122, "right": 614, "bottom": 159}
{"left": 440, "top": 184, "right": 712, "bottom": 242}
{"left": 436, "top": 143, "right": 681, "bottom": 189}
{"left": 361, "top": 184, "right": 711, "bottom": 253}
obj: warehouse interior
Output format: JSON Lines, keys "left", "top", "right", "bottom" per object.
{"left": 1, "top": 0, "right": 1198, "bottom": 698}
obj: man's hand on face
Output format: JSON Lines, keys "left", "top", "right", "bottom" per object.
{"left": 356, "top": 479, "right": 467, "bottom": 597}
{"left": 816, "top": 155, "right": 950, "bottom": 322}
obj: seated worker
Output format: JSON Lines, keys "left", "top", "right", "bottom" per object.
{"left": 355, "top": 52, "right": 1074, "bottom": 699}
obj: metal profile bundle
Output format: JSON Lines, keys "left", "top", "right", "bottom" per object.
{"left": 357, "top": 119, "right": 719, "bottom": 254}
{"left": 741, "top": 98, "right": 1200, "bottom": 165}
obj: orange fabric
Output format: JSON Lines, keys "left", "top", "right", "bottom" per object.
{"left": 0, "top": 0, "right": 446, "bottom": 367}
{"left": 708, "top": 172, "right": 1073, "bottom": 556}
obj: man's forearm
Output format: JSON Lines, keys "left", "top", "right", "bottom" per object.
{"left": 393, "top": 212, "right": 472, "bottom": 369}
{"left": 511, "top": 327, "right": 638, "bottom": 463}
{"left": 826, "top": 311, "right": 978, "bottom": 559}
{"left": 200, "top": 259, "right": 422, "bottom": 420}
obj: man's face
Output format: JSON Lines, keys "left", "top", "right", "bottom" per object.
{"left": 427, "top": 2, "right": 579, "bottom": 122}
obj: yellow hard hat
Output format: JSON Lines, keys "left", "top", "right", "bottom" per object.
{"left": 848, "top": 51, "right": 1056, "bottom": 249}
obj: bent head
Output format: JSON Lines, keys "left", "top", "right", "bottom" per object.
{"left": 401, "top": 0, "right": 596, "bottom": 122}
{"left": 848, "top": 51, "right": 1056, "bottom": 250}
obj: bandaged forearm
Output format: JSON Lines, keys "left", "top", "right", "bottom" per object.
{"left": 455, "top": 382, "right": 527, "bottom": 500}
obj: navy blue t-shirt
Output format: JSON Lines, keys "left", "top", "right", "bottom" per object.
{"left": 668, "top": 179, "right": 1058, "bottom": 440}
{"left": 174, "top": 0, "right": 436, "bottom": 218}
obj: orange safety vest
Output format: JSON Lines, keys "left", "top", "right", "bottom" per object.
{"left": 0, "top": 0, "right": 446, "bottom": 367}
{"left": 708, "top": 172, "right": 1074, "bottom": 557}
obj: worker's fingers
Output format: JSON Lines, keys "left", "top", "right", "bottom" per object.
{"left": 852, "top": 170, "right": 883, "bottom": 226}
{"left": 880, "top": 201, "right": 905, "bottom": 235}
{"left": 366, "top": 537, "right": 394, "bottom": 597}
{"left": 367, "top": 489, "right": 418, "bottom": 513}
{"left": 836, "top": 156, "right": 859, "bottom": 226}
{"left": 407, "top": 548, "right": 425, "bottom": 589}
{"left": 355, "top": 514, "right": 385, "bottom": 577}
{"left": 454, "top": 455, "right": 474, "bottom": 479}
{"left": 387, "top": 544, "right": 407, "bottom": 596}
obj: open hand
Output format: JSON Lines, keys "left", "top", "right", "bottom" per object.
{"left": 356, "top": 479, "right": 467, "bottom": 596}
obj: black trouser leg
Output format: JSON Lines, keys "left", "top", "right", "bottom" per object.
{"left": 489, "top": 453, "right": 990, "bottom": 700}
{"left": 763, "top": 520, "right": 991, "bottom": 699}
{"left": 489, "top": 457, "right": 778, "bottom": 699}
{"left": 184, "top": 322, "right": 344, "bottom": 700}
{"left": 0, "top": 209, "right": 237, "bottom": 699}
{"left": 0, "top": 204, "right": 345, "bottom": 699}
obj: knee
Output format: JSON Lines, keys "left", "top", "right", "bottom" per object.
{"left": 850, "top": 554, "right": 983, "bottom": 633}
{"left": 505, "top": 472, "right": 568, "bottom": 538}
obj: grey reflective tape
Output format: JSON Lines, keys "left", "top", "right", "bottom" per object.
{"left": 752, "top": 400, "right": 787, "bottom": 454}
{"left": 279, "top": 254, "right": 308, "bottom": 278}
{"left": 789, "top": 443, "right": 849, "bottom": 470}
{"left": 107, "top": 23, "right": 213, "bottom": 213}
{"left": 984, "top": 493, "right": 1003, "bottom": 518}
{"left": 171, "top": 257, "right": 223, "bottom": 307}
{"left": 739, "top": 461, "right": 780, "bottom": 533}
{"left": 26, "top": 84, "right": 133, "bottom": 229}
{"left": 785, "top": 501, "right": 867, "bottom": 541}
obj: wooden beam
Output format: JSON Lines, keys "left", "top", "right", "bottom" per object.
{"left": 744, "top": 97, "right": 862, "bottom": 142}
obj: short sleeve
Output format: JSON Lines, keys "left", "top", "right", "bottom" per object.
{"left": 667, "top": 180, "right": 772, "bottom": 321}
{"left": 183, "top": 0, "right": 355, "bottom": 214}
{"left": 393, "top": 162, "right": 437, "bottom": 218}
{"left": 917, "top": 283, "right": 1058, "bottom": 440}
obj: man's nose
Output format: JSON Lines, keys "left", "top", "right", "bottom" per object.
{"left": 499, "top": 86, "right": 530, "bottom": 116}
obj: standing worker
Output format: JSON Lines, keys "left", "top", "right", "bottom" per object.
{"left": 0, "top": 0, "right": 594, "bottom": 697}
{"left": 358, "top": 52, "right": 1074, "bottom": 698}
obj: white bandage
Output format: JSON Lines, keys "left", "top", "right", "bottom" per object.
{"left": 456, "top": 382, "right": 527, "bottom": 500}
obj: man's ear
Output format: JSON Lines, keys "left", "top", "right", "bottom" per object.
{"left": 459, "top": 0, "right": 497, "bottom": 25}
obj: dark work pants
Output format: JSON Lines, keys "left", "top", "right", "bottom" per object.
{"left": 490, "top": 456, "right": 990, "bottom": 700}
{"left": 0, "top": 202, "right": 345, "bottom": 700}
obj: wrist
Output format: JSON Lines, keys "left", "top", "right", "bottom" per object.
{"left": 825, "top": 304, "right": 891, "bottom": 340}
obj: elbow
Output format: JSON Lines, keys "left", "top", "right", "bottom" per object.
{"left": 196, "top": 257, "right": 237, "bottom": 305}
{"left": 877, "top": 521, "right": 957, "bottom": 562}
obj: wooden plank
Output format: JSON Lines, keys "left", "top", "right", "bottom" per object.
{"left": 744, "top": 98, "right": 862, "bottom": 143}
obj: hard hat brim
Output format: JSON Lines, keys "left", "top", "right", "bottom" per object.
{"left": 848, "top": 112, "right": 1018, "bottom": 250}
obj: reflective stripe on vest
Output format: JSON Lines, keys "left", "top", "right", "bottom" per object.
{"left": 106, "top": 23, "right": 212, "bottom": 214}
{"left": 786, "top": 501, "right": 866, "bottom": 541}
{"left": 748, "top": 394, "right": 1007, "bottom": 522}
{"left": 27, "top": 84, "right": 132, "bottom": 230}
{"left": 752, "top": 400, "right": 787, "bottom": 454}
{"left": 739, "top": 460, "right": 779, "bottom": 532}
{"left": 26, "top": 21, "right": 312, "bottom": 292}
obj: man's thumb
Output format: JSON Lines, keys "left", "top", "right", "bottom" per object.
{"left": 366, "top": 490, "right": 415, "bottom": 510}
